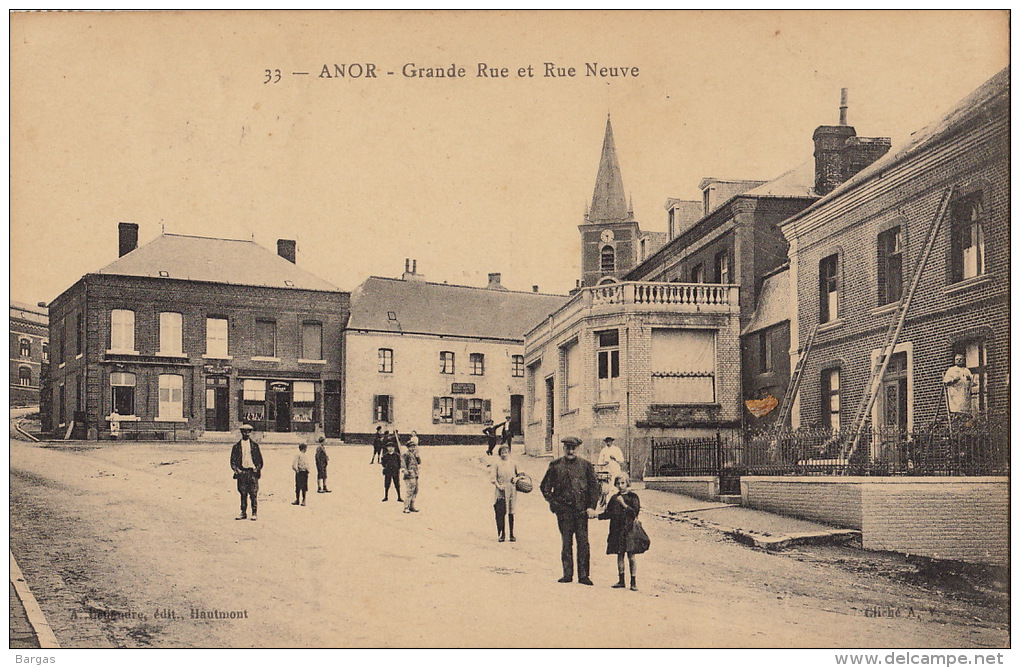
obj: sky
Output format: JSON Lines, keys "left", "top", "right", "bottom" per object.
{"left": 9, "top": 10, "right": 1009, "bottom": 306}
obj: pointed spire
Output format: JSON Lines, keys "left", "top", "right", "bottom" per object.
{"left": 589, "top": 115, "right": 631, "bottom": 223}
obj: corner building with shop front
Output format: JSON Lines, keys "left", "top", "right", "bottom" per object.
{"left": 44, "top": 224, "right": 348, "bottom": 439}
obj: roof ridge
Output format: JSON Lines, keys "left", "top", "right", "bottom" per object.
{"left": 363, "top": 275, "right": 567, "bottom": 297}
{"left": 162, "top": 232, "right": 258, "bottom": 243}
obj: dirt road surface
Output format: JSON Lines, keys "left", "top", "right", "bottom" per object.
{"left": 9, "top": 440, "right": 1008, "bottom": 648}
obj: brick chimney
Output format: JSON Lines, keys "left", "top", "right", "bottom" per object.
{"left": 532, "top": 285, "right": 539, "bottom": 293}
{"left": 487, "top": 273, "right": 507, "bottom": 291}
{"left": 402, "top": 258, "right": 425, "bottom": 282}
{"left": 277, "top": 239, "right": 297, "bottom": 263}
{"left": 118, "top": 222, "right": 139, "bottom": 257}
{"left": 813, "top": 89, "right": 891, "bottom": 196}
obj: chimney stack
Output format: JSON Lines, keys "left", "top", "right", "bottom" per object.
{"left": 487, "top": 273, "right": 507, "bottom": 291}
{"left": 118, "top": 222, "right": 139, "bottom": 257}
{"left": 839, "top": 88, "right": 849, "bottom": 125}
{"left": 402, "top": 258, "right": 424, "bottom": 282}
{"left": 812, "top": 88, "right": 892, "bottom": 196}
{"left": 277, "top": 239, "right": 297, "bottom": 263}
{"left": 532, "top": 285, "right": 539, "bottom": 293}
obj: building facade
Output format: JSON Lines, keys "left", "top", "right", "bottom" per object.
{"left": 10, "top": 301, "right": 49, "bottom": 405}
{"left": 780, "top": 68, "right": 1009, "bottom": 437}
{"left": 45, "top": 225, "right": 348, "bottom": 439}
{"left": 344, "top": 266, "right": 568, "bottom": 444}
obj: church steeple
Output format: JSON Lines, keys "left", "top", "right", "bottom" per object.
{"left": 588, "top": 115, "right": 631, "bottom": 223}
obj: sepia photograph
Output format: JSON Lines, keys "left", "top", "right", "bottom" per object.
{"left": 8, "top": 9, "right": 1010, "bottom": 656}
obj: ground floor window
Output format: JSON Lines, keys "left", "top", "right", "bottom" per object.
{"left": 158, "top": 374, "right": 184, "bottom": 420}
{"left": 374, "top": 394, "right": 393, "bottom": 423}
{"left": 432, "top": 396, "right": 454, "bottom": 423}
{"left": 111, "top": 372, "right": 136, "bottom": 416}
{"left": 242, "top": 379, "right": 267, "bottom": 422}
{"left": 650, "top": 329, "right": 716, "bottom": 404}
{"left": 292, "top": 381, "right": 316, "bottom": 424}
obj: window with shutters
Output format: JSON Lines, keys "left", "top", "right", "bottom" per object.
{"left": 158, "top": 374, "right": 184, "bottom": 420}
{"left": 254, "top": 319, "right": 276, "bottom": 358}
{"left": 374, "top": 394, "right": 393, "bottom": 423}
{"left": 468, "top": 398, "right": 488, "bottom": 424}
{"left": 301, "top": 321, "right": 323, "bottom": 360}
{"left": 160, "top": 312, "right": 184, "bottom": 355}
{"left": 601, "top": 245, "right": 616, "bottom": 273}
{"left": 110, "top": 309, "right": 136, "bottom": 352}
{"left": 432, "top": 396, "right": 454, "bottom": 423}
{"left": 206, "top": 316, "right": 228, "bottom": 358}
{"left": 110, "top": 372, "right": 136, "bottom": 416}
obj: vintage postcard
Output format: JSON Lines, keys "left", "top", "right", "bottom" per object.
{"left": 8, "top": 10, "right": 1010, "bottom": 656}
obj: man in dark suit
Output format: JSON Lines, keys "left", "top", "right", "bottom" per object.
{"left": 540, "top": 436, "right": 600, "bottom": 585}
{"left": 230, "top": 424, "right": 264, "bottom": 521}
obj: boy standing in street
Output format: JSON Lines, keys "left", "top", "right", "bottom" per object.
{"left": 401, "top": 438, "right": 422, "bottom": 513}
{"left": 292, "top": 443, "right": 310, "bottom": 506}
{"left": 315, "top": 436, "right": 331, "bottom": 493}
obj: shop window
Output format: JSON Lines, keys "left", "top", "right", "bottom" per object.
{"left": 439, "top": 351, "right": 455, "bottom": 374}
{"left": 821, "top": 368, "right": 840, "bottom": 432}
{"left": 159, "top": 312, "right": 184, "bottom": 355}
{"left": 206, "top": 316, "right": 229, "bottom": 358}
{"left": 877, "top": 227, "right": 904, "bottom": 305}
{"left": 432, "top": 396, "right": 454, "bottom": 424}
{"left": 110, "top": 372, "right": 136, "bottom": 416}
{"left": 950, "top": 191, "right": 986, "bottom": 283}
{"left": 596, "top": 329, "right": 620, "bottom": 403}
{"left": 374, "top": 394, "right": 393, "bottom": 423}
{"left": 242, "top": 379, "right": 267, "bottom": 422}
{"left": 301, "top": 321, "right": 323, "bottom": 360}
{"left": 158, "top": 374, "right": 184, "bottom": 420}
{"left": 819, "top": 254, "right": 839, "bottom": 323}
{"left": 470, "top": 353, "right": 485, "bottom": 376}
{"left": 512, "top": 355, "right": 524, "bottom": 378}
{"left": 650, "top": 329, "right": 716, "bottom": 404}
{"left": 111, "top": 309, "right": 136, "bottom": 352}
{"left": 378, "top": 348, "right": 393, "bottom": 373}
{"left": 292, "top": 381, "right": 316, "bottom": 424}
{"left": 255, "top": 319, "right": 276, "bottom": 357}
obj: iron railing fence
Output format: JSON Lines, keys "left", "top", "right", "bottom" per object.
{"left": 650, "top": 423, "right": 1008, "bottom": 478}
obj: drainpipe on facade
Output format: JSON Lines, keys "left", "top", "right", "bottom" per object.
{"left": 625, "top": 322, "right": 632, "bottom": 475}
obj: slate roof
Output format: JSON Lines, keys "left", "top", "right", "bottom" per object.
{"left": 347, "top": 277, "right": 570, "bottom": 341}
{"left": 741, "top": 267, "right": 791, "bottom": 336}
{"left": 10, "top": 301, "right": 48, "bottom": 325}
{"left": 588, "top": 116, "right": 632, "bottom": 223}
{"left": 95, "top": 234, "right": 341, "bottom": 292}
{"left": 741, "top": 160, "right": 816, "bottom": 199}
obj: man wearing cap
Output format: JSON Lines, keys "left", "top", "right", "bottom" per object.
{"left": 540, "top": 436, "right": 601, "bottom": 585}
{"left": 230, "top": 424, "right": 264, "bottom": 521}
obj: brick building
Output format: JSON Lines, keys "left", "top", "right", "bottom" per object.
{"left": 780, "top": 67, "right": 1009, "bottom": 437}
{"left": 45, "top": 224, "right": 348, "bottom": 438}
{"left": 344, "top": 264, "right": 567, "bottom": 444}
{"left": 10, "top": 301, "right": 48, "bottom": 405}
{"left": 525, "top": 121, "right": 744, "bottom": 474}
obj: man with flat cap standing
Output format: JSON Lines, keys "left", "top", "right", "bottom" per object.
{"left": 540, "top": 436, "right": 601, "bottom": 585}
{"left": 230, "top": 424, "right": 263, "bottom": 521}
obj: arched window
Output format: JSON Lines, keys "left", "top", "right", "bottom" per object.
{"left": 19, "top": 339, "right": 31, "bottom": 358}
{"left": 601, "top": 245, "right": 616, "bottom": 273}
{"left": 18, "top": 367, "right": 32, "bottom": 386}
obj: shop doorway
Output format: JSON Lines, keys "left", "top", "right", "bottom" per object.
{"left": 205, "top": 378, "right": 230, "bottom": 431}
{"left": 274, "top": 389, "right": 292, "bottom": 432}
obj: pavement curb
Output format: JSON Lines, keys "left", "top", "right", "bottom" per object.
{"left": 10, "top": 550, "right": 61, "bottom": 649}
{"left": 650, "top": 509, "right": 861, "bottom": 552}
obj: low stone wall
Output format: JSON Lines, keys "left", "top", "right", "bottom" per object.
{"left": 741, "top": 476, "right": 1008, "bottom": 566}
{"left": 644, "top": 476, "right": 718, "bottom": 501}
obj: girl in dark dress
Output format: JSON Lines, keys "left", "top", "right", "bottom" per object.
{"left": 598, "top": 474, "right": 645, "bottom": 590}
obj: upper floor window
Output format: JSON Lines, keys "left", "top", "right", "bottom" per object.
{"left": 206, "top": 316, "right": 228, "bottom": 358}
{"left": 110, "top": 371, "right": 136, "bottom": 416}
{"left": 819, "top": 254, "right": 839, "bottom": 323}
{"left": 18, "top": 367, "right": 32, "bottom": 386}
{"left": 470, "top": 353, "right": 485, "bottom": 376}
{"left": 714, "top": 250, "right": 730, "bottom": 284}
{"left": 110, "top": 309, "right": 136, "bottom": 352}
{"left": 378, "top": 348, "right": 393, "bottom": 373}
{"left": 512, "top": 355, "right": 525, "bottom": 378}
{"left": 301, "top": 321, "right": 323, "bottom": 360}
{"left": 255, "top": 319, "right": 277, "bottom": 358}
{"left": 19, "top": 338, "right": 31, "bottom": 358}
{"left": 691, "top": 263, "right": 704, "bottom": 284}
{"left": 157, "top": 374, "right": 184, "bottom": 420}
{"left": 601, "top": 245, "right": 616, "bottom": 273}
{"left": 877, "top": 227, "right": 904, "bottom": 305}
{"left": 950, "top": 192, "right": 986, "bottom": 282}
{"left": 440, "top": 351, "right": 455, "bottom": 374}
{"left": 42, "top": 342, "right": 49, "bottom": 363}
{"left": 75, "top": 313, "right": 83, "bottom": 356}
{"left": 159, "top": 312, "right": 184, "bottom": 355}
{"left": 758, "top": 329, "right": 773, "bottom": 373}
